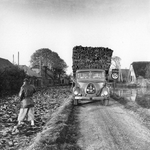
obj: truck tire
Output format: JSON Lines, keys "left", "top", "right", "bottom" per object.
{"left": 73, "top": 99, "right": 78, "bottom": 106}
{"left": 103, "top": 99, "right": 109, "bottom": 106}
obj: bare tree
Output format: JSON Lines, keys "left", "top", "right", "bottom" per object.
{"left": 111, "top": 56, "right": 123, "bottom": 82}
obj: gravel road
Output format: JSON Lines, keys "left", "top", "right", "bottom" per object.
{"left": 76, "top": 98, "right": 150, "bottom": 150}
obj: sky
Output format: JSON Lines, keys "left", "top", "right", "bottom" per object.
{"left": 0, "top": 0, "right": 150, "bottom": 74}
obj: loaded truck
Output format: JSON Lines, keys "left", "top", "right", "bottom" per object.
{"left": 72, "top": 45, "right": 113, "bottom": 106}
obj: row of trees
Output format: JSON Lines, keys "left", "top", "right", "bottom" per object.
{"left": 30, "top": 48, "right": 68, "bottom": 80}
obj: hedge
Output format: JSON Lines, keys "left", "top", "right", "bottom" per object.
{"left": 0, "top": 66, "right": 26, "bottom": 97}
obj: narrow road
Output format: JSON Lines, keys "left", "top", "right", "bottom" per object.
{"left": 75, "top": 98, "right": 150, "bottom": 150}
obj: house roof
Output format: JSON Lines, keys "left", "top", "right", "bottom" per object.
{"left": 19, "top": 65, "right": 41, "bottom": 77}
{"left": 131, "top": 61, "right": 150, "bottom": 78}
{"left": 0, "top": 57, "right": 14, "bottom": 70}
{"left": 31, "top": 65, "right": 39, "bottom": 69}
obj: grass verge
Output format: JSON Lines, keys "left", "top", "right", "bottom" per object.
{"left": 111, "top": 93, "right": 150, "bottom": 130}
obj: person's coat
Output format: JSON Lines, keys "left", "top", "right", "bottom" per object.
{"left": 19, "top": 84, "right": 36, "bottom": 108}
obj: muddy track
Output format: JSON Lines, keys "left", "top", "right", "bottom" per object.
{"left": 73, "top": 98, "right": 150, "bottom": 150}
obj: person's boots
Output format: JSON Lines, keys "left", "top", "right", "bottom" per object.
{"left": 12, "top": 122, "right": 23, "bottom": 134}
{"left": 31, "top": 120, "right": 34, "bottom": 126}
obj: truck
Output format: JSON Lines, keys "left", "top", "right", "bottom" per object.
{"left": 72, "top": 45, "right": 113, "bottom": 106}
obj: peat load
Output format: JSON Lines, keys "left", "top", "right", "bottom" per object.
{"left": 72, "top": 46, "right": 113, "bottom": 77}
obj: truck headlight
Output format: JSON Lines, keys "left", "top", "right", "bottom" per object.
{"left": 74, "top": 90, "right": 79, "bottom": 95}
{"left": 103, "top": 91, "right": 108, "bottom": 96}
{"left": 101, "top": 89, "right": 109, "bottom": 96}
{"left": 73, "top": 87, "right": 80, "bottom": 95}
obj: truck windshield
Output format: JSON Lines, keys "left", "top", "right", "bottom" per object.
{"left": 77, "top": 71, "right": 105, "bottom": 80}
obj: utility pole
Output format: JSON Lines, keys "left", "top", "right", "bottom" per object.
{"left": 40, "top": 56, "right": 42, "bottom": 76}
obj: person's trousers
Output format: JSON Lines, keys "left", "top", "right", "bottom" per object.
{"left": 17, "top": 107, "right": 34, "bottom": 122}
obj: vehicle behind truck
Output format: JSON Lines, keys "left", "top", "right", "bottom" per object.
{"left": 72, "top": 46, "right": 113, "bottom": 105}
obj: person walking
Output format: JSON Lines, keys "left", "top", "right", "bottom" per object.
{"left": 13, "top": 78, "right": 36, "bottom": 133}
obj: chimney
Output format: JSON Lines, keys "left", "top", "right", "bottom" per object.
{"left": 13, "top": 54, "right": 14, "bottom": 64}
{"left": 18, "top": 52, "right": 19, "bottom": 65}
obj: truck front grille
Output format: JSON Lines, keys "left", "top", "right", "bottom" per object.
{"left": 86, "top": 83, "right": 96, "bottom": 94}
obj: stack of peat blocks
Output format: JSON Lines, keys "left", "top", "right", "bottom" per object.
{"left": 72, "top": 46, "right": 113, "bottom": 77}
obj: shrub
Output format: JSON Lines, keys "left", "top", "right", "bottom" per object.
{"left": 0, "top": 66, "right": 26, "bottom": 96}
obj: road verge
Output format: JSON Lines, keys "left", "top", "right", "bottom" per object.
{"left": 111, "top": 93, "right": 150, "bottom": 130}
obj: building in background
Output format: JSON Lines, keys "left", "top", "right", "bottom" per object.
{"left": 31, "top": 65, "right": 54, "bottom": 86}
{"left": 128, "top": 61, "right": 150, "bottom": 87}
{"left": 121, "top": 69, "right": 129, "bottom": 83}
{"left": 19, "top": 65, "right": 42, "bottom": 87}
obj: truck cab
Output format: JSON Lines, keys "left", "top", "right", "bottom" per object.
{"left": 73, "top": 69, "right": 110, "bottom": 106}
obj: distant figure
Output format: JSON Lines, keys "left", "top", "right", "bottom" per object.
{"left": 13, "top": 78, "right": 36, "bottom": 132}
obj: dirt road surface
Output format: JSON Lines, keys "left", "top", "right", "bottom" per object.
{"left": 76, "top": 98, "right": 150, "bottom": 150}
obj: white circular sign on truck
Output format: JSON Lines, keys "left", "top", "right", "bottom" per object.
{"left": 111, "top": 73, "right": 119, "bottom": 80}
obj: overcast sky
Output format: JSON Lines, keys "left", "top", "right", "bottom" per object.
{"left": 0, "top": 0, "right": 150, "bottom": 74}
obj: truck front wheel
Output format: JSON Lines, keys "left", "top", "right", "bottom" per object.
{"left": 73, "top": 99, "right": 78, "bottom": 106}
{"left": 103, "top": 99, "right": 109, "bottom": 106}
{"left": 104, "top": 99, "right": 109, "bottom": 106}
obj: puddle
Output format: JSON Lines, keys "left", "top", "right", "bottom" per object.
{"left": 112, "top": 88, "right": 150, "bottom": 108}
